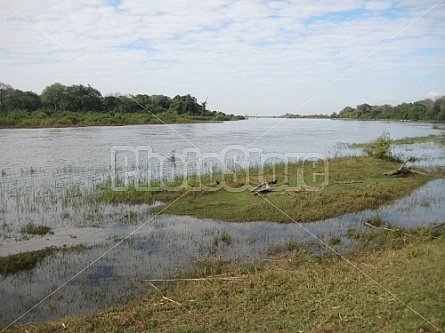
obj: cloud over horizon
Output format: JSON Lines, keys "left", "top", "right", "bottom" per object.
{"left": 1, "top": 0, "right": 444, "bottom": 115}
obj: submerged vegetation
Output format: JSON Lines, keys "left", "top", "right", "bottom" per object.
{"left": 20, "top": 223, "right": 52, "bottom": 236}
{"left": 8, "top": 226, "right": 445, "bottom": 332}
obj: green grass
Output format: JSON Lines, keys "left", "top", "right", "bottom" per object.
{"left": 0, "top": 244, "right": 90, "bottom": 276}
{"left": 97, "top": 156, "right": 431, "bottom": 223}
{"left": 20, "top": 223, "right": 52, "bottom": 235}
{"left": 0, "top": 248, "right": 56, "bottom": 276}
{"left": 145, "top": 156, "right": 430, "bottom": 222}
{"left": 351, "top": 134, "right": 445, "bottom": 148}
{"left": 363, "top": 215, "right": 384, "bottom": 227}
{"left": 391, "top": 134, "right": 445, "bottom": 145}
{"left": 7, "top": 227, "right": 445, "bottom": 332}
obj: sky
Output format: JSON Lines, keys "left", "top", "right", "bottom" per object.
{"left": 0, "top": 0, "right": 444, "bottom": 116}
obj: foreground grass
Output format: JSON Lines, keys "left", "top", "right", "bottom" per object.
{"left": 7, "top": 227, "right": 445, "bottom": 332}
{"left": 100, "top": 156, "right": 431, "bottom": 222}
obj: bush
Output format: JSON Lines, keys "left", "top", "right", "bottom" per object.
{"left": 362, "top": 132, "right": 393, "bottom": 160}
{"left": 31, "top": 111, "right": 49, "bottom": 119}
{"left": 6, "top": 109, "right": 30, "bottom": 120}
{"left": 215, "top": 114, "right": 231, "bottom": 121}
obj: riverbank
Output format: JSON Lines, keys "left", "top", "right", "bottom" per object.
{"left": 5, "top": 226, "right": 445, "bottom": 332}
{"left": 0, "top": 111, "right": 245, "bottom": 129}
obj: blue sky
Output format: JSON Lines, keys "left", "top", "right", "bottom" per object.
{"left": 1, "top": 0, "right": 444, "bottom": 115}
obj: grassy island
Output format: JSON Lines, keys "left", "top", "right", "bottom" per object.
{"left": 100, "top": 156, "right": 431, "bottom": 223}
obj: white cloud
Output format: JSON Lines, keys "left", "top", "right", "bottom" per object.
{"left": 0, "top": 0, "right": 444, "bottom": 115}
{"left": 364, "top": 1, "right": 393, "bottom": 11}
{"left": 426, "top": 91, "right": 441, "bottom": 100}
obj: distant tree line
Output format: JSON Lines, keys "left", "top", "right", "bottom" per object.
{"left": 0, "top": 81, "right": 242, "bottom": 127}
{"left": 332, "top": 96, "right": 445, "bottom": 121}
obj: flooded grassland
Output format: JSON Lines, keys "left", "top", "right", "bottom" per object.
{"left": 0, "top": 119, "right": 444, "bottom": 327}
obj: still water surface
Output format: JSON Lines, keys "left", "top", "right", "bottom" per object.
{"left": 0, "top": 118, "right": 441, "bottom": 170}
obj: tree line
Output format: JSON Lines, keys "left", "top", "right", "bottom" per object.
{"left": 0, "top": 81, "right": 242, "bottom": 126}
{"left": 332, "top": 96, "right": 445, "bottom": 121}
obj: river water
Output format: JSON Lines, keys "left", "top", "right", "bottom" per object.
{"left": 0, "top": 119, "right": 444, "bottom": 326}
{"left": 0, "top": 118, "right": 442, "bottom": 170}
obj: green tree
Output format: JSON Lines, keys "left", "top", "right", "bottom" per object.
{"left": 64, "top": 84, "right": 102, "bottom": 112}
{"left": 41, "top": 83, "right": 66, "bottom": 113}
{"left": 380, "top": 104, "right": 394, "bottom": 119}
{"left": 337, "top": 106, "right": 355, "bottom": 118}
{"left": 434, "top": 97, "right": 445, "bottom": 121}
{"left": 152, "top": 95, "right": 171, "bottom": 109}
{"left": 0, "top": 82, "right": 14, "bottom": 111}
{"left": 409, "top": 101, "right": 427, "bottom": 120}
{"left": 356, "top": 103, "right": 372, "bottom": 118}
{"left": 116, "top": 95, "right": 140, "bottom": 113}
{"left": 133, "top": 94, "right": 154, "bottom": 113}
{"left": 103, "top": 95, "right": 120, "bottom": 113}
{"left": 169, "top": 94, "right": 201, "bottom": 115}
{"left": 5, "top": 90, "right": 41, "bottom": 111}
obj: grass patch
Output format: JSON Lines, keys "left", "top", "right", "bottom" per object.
{"left": 351, "top": 134, "right": 445, "bottom": 148}
{"left": 0, "top": 248, "right": 56, "bottom": 276}
{"left": 20, "top": 223, "right": 52, "bottom": 235}
{"left": 363, "top": 215, "right": 384, "bottom": 227}
{"left": 0, "top": 244, "right": 90, "bottom": 276}
{"left": 212, "top": 230, "right": 234, "bottom": 247}
{"left": 8, "top": 227, "right": 445, "bottom": 332}
{"left": 149, "top": 156, "right": 430, "bottom": 222}
{"left": 266, "top": 239, "right": 302, "bottom": 256}
{"left": 391, "top": 134, "right": 445, "bottom": 145}
{"left": 97, "top": 156, "right": 431, "bottom": 223}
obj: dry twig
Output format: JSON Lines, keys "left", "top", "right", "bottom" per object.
{"left": 147, "top": 282, "right": 183, "bottom": 307}
{"left": 145, "top": 276, "right": 244, "bottom": 283}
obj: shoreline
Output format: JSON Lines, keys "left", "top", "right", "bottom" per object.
{"left": 4, "top": 226, "right": 444, "bottom": 332}
{"left": 0, "top": 116, "right": 244, "bottom": 130}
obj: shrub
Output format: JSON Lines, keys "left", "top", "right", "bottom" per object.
{"left": 31, "top": 111, "right": 49, "bottom": 119}
{"left": 362, "top": 132, "right": 394, "bottom": 160}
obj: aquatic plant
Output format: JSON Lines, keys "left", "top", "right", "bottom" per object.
{"left": 0, "top": 248, "right": 56, "bottom": 275}
{"left": 20, "top": 223, "right": 52, "bottom": 235}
